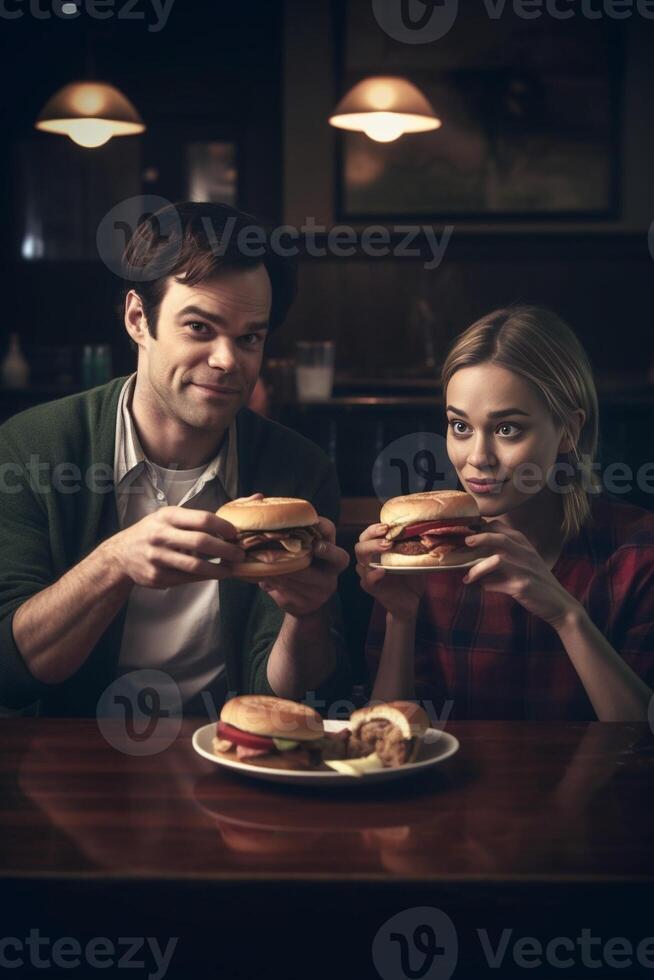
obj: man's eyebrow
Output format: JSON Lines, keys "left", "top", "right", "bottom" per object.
{"left": 177, "top": 305, "right": 269, "bottom": 330}
{"left": 446, "top": 405, "right": 531, "bottom": 419}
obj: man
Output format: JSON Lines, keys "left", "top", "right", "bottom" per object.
{"left": 0, "top": 202, "right": 351, "bottom": 717}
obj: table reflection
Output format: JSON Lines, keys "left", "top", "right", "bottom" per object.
{"left": 14, "top": 721, "right": 652, "bottom": 878}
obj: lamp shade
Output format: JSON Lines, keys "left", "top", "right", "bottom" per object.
{"left": 329, "top": 76, "right": 441, "bottom": 143}
{"left": 35, "top": 81, "right": 145, "bottom": 148}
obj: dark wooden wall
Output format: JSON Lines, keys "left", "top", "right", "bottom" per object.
{"left": 0, "top": 3, "right": 652, "bottom": 386}
{"left": 0, "top": 0, "right": 283, "bottom": 367}
{"left": 269, "top": 234, "right": 654, "bottom": 381}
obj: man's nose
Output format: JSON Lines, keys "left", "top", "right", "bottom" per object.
{"left": 207, "top": 338, "right": 238, "bottom": 372}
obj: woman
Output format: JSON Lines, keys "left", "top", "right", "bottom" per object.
{"left": 356, "top": 306, "right": 654, "bottom": 721}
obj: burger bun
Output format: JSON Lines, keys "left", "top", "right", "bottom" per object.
{"left": 228, "top": 553, "right": 312, "bottom": 579}
{"left": 349, "top": 700, "right": 430, "bottom": 741}
{"left": 221, "top": 695, "right": 325, "bottom": 742}
{"left": 380, "top": 490, "right": 479, "bottom": 527}
{"left": 217, "top": 496, "right": 318, "bottom": 531}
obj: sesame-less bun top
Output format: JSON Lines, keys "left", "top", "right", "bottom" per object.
{"left": 349, "top": 701, "right": 430, "bottom": 740}
{"left": 220, "top": 695, "right": 325, "bottom": 742}
{"left": 380, "top": 490, "right": 479, "bottom": 527}
{"left": 216, "top": 497, "right": 319, "bottom": 532}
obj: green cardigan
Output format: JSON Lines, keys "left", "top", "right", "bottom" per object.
{"left": 0, "top": 377, "right": 351, "bottom": 715}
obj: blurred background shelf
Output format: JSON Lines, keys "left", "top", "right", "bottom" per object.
{"left": 3, "top": 375, "right": 650, "bottom": 513}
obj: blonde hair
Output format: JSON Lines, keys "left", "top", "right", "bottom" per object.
{"left": 441, "top": 306, "right": 601, "bottom": 542}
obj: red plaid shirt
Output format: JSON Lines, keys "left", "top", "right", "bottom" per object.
{"left": 365, "top": 493, "right": 654, "bottom": 720}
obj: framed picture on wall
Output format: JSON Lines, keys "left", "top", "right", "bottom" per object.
{"left": 333, "top": 1, "right": 622, "bottom": 221}
{"left": 185, "top": 141, "right": 238, "bottom": 206}
{"left": 140, "top": 121, "right": 241, "bottom": 211}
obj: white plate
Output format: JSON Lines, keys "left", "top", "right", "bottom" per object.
{"left": 192, "top": 719, "right": 459, "bottom": 786}
{"left": 369, "top": 558, "right": 484, "bottom": 573}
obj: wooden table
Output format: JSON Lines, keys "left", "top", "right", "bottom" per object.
{"left": 1, "top": 719, "right": 653, "bottom": 979}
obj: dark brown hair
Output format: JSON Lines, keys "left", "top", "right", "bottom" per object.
{"left": 120, "top": 201, "right": 297, "bottom": 351}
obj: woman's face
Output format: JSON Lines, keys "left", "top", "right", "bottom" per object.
{"left": 445, "top": 363, "right": 579, "bottom": 517}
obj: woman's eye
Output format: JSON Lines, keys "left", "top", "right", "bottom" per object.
{"left": 448, "top": 420, "right": 521, "bottom": 438}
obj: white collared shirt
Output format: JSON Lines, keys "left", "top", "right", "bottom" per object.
{"left": 113, "top": 373, "right": 238, "bottom": 706}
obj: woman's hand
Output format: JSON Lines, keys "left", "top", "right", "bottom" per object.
{"left": 354, "top": 523, "right": 426, "bottom": 621}
{"left": 461, "top": 519, "right": 580, "bottom": 629}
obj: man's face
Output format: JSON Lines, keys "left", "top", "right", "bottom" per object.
{"left": 134, "top": 264, "right": 271, "bottom": 431}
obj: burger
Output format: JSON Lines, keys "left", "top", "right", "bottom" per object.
{"left": 347, "top": 701, "right": 430, "bottom": 768}
{"left": 216, "top": 496, "right": 322, "bottom": 578}
{"left": 380, "top": 490, "right": 487, "bottom": 568}
{"left": 212, "top": 695, "right": 344, "bottom": 771}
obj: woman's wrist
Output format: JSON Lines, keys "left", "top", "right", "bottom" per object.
{"left": 386, "top": 608, "right": 419, "bottom": 627}
{"left": 371, "top": 609, "right": 418, "bottom": 703}
{"left": 549, "top": 597, "right": 586, "bottom": 636}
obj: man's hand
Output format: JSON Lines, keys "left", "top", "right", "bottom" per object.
{"left": 256, "top": 517, "right": 350, "bottom": 618}
{"left": 106, "top": 504, "right": 247, "bottom": 589}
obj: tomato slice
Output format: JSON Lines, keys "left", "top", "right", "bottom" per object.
{"left": 216, "top": 721, "right": 276, "bottom": 752}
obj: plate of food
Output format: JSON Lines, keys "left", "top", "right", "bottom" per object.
{"left": 192, "top": 696, "right": 459, "bottom": 786}
{"left": 371, "top": 489, "right": 490, "bottom": 574}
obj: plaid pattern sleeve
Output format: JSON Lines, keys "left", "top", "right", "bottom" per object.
{"left": 583, "top": 518, "right": 654, "bottom": 686}
{"left": 364, "top": 493, "right": 654, "bottom": 720}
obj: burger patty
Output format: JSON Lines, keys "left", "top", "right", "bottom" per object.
{"left": 387, "top": 519, "right": 482, "bottom": 542}
{"left": 238, "top": 526, "right": 320, "bottom": 550}
{"left": 393, "top": 535, "right": 463, "bottom": 556}
{"left": 393, "top": 539, "right": 436, "bottom": 556}
{"left": 246, "top": 747, "right": 322, "bottom": 770}
{"left": 347, "top": 719, "right": 414, "bottom": 768}
{"left": 386, "top": 520, "right": 483, "bottom": 556}
{"left": 236, "top": 525, "right": 320, "bottom": 562}
{"left": 317, "top": 729, "right": 351, "bottom": 760}
{"left": 393, "top": 521, "right": 484, "bottom": 556}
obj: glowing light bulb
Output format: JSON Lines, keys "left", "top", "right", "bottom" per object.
{"left": 66, "top": 119, "right": 114, "bottom": 148}
{"left": 362, "top": 113, "right": 406, "bottom": 143}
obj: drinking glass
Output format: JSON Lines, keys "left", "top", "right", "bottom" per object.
{"left": 295, "top": 341, "right": 335, "bottom": 402}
